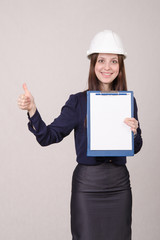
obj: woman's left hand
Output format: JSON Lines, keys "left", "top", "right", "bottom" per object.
{"left": 124, "top": 118, "right": 138, "bottom": 135}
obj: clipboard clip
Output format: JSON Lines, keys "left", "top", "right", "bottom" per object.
{"left": 96, "top": 91, "right": 127, "bottom": 96}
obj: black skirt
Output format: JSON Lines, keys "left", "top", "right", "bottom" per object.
{"left": 70, "top": 163, "right": 132, "bottom": 240}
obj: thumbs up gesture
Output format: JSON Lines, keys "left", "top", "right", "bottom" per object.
{"left": 18, "top": 83, "right": 36, "bottom": 116}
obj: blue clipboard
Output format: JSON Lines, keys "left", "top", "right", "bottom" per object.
{"left": 87, "top": 91, "right": 134, "bottom": 157}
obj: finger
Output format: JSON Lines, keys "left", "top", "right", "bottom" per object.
{"left": 18, "top": 94, "right": 25, "bottom": 99}
{"left": 126, "top": 122, "right": 136, "bottom": 128}
{"left": 18, "top": 106, "right": 29, "bottom": 110}
{"left": 18, "top": 102, "right": 27, "bottom": 109}
{"left": 18, "top": 96, "right": 31, "bottom": 102}
{"left": 18, "top": 102, "right": 31, "bottom": 108}
{"left": 18, "top": 94, "right": 28, "bottom": 100}
{"left": 21, "top": 99, "right": 31, "bottom": 104}
{"left": 124, "top": 118, "right": 138, "bottom": 122}
{"left": 18, "top": 104, "right": 29, "bottom": 110}
{"left": 124, "top": 118, "right": 138, "bottom": 125}
{"left": 124, "top": 121, "right": 138, "bottom": 134}
{"left": 124, "top": 118, "right": 138, "bottom": 123}
{"left": 23, "top": 83, "right": 30, "bottom": 96}
{"left": 131, "top": 128, "right": 137, "bottom": 135}
{"left": 18, "top": 98, "right": 31, "bottom": 104}
{"left": 125, "top": 121, "right": 138, "bottom": 130}
{"left": 125, "top": 117, "right": 136, "bottom": 121}
{"left": 18, "top": 98, "right": 31, "bottom": 105}
{"left": 18, "top": 94, "right": 30, "bottom": 101}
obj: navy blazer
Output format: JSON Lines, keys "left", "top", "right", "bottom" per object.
{"left": 28, "top": 91, "right": 143, "bottom": 165}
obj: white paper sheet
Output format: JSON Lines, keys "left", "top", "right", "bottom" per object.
{"left": 90, "top": 93, "right": 132, "bottom": 151}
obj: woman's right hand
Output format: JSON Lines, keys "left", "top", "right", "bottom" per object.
{"left": 18, "top": 83, "right": 36, "bottom": 117}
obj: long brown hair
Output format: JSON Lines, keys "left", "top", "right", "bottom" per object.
{"left": 88, "top": 53, "right": 127, "bottom": 91}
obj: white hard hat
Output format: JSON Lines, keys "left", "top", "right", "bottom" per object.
{"left": 87, "top": 30, "right": 127, "bottom": 59}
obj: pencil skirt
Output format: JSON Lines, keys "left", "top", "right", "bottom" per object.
{"left": 70, "top": 163, "right": 132, "bottom": 240}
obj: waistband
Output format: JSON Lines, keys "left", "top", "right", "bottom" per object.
{"left": 96, "top": 159, "right": 113, "bottom": 164}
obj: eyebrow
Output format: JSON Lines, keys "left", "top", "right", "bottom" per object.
{"left": 97, "top": 56, "right": 118, "bottom": 60}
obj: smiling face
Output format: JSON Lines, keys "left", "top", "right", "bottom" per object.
{"left": 95, "top": 53, "right": 119, "bottom": 91}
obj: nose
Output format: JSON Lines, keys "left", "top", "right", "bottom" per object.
{"left": 104, "top": 61, "right": 110, "bottom": 70}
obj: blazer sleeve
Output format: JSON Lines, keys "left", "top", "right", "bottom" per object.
{"left": 27, "top": 94, "right": 79, "bottom": 146}
{"left": 134, "top": 97, "right": 143, "bottom": 154}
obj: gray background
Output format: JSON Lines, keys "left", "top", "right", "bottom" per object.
{"left": 0, "top": 0, "right": 160, "bottom": 239}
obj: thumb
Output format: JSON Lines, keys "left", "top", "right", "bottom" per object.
{"left": 23, "top": 83, "right": 30, "bottom": 96}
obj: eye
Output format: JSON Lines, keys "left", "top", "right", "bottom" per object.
{"left": 112, "top": 59, "right": 118, "bottom": 64}
{"left": 97, "top": 59, "right": 104, "bottom": 63}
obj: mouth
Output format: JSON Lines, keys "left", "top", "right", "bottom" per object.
{"left": 101, "top": 72, "right": 113, "bottom": 77}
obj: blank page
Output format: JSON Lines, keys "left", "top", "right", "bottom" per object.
{"left": 87, "top": 91, "right": 134, "bottom": 156}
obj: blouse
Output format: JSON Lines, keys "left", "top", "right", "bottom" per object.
{"left": 27, "top": 91, "right": 143, "bottom": 165}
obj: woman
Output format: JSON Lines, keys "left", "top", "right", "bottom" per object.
{"left": 18, "top": 30, "right": 143, "bottom": 240}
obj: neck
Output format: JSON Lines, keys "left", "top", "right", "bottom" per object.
{"left": 100, "top": 83, "right": 111, "bottom": 92}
